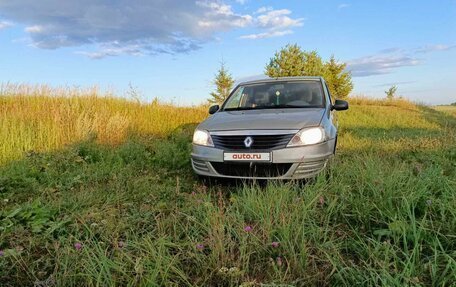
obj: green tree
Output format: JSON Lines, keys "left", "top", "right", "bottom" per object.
{"left": 208, "top": 63, "right": 234, "bottom": 104}
{"left": 265, "top": 44, "right": 324, "bottom": 77}
{"left": 324, "top": 55, "right": 353, "bottom": 99}
{"left": 385, "top": 85, "right": 398, "bottom": 100}
{"left": 303, "top": 50, "right": 326, "bottom": 76}
{"left": 265, "top": 44, "right": 353, "bottom": 99}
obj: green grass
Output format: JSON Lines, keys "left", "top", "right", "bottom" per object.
{"left": 1, "top": 100, "right": 455, "bottom": 286}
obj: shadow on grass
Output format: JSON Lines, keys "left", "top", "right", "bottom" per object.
{"left": 0, "top": 123, "right": 204, "bottom": 202}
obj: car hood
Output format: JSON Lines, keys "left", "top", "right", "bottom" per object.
{"left": 198, "top": 108, "right": 326, "bottom": 131}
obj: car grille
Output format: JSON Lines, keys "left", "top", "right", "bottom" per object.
{"left": 210, "top": 162, "right": 292, "bottom": 178}
{"left": 211, "top": 134, "right": 294, "bottom": 150}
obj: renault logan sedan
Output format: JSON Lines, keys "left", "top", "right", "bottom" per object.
{"left": 191, "top": 76, "right": 348, "bottom": 179}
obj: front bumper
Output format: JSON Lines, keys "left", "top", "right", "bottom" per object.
{"left": 191, "top": 138, "right": 335, "bottom": 179}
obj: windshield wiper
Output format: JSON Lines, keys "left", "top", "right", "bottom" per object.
{"left": 223, "top": 107, "right": 256, "bottom": 111}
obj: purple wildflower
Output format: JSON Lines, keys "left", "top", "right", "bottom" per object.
{"left": 118, "top": 241, "right": 124, "bottom": 248}
{"left": 271, "top": 241, "right": 280, "bottom": 248}
{"left": 244, "top": 225, "right": 253, "bottom": 232}
{"left": 0, "top": 250, "right": 4, "bottom": 256}
{"left": 74, "top": 242, "right": 82, "bottom": 250}
{"left": 191, "top": 191, "right": 196, "bottom": 196}
{"left": 196, "top": 243, "right": 204, "bottom": 250}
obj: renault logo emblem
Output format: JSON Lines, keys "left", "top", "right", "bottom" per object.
{"left": 244, "top": 136, "right": 253, "bottom": 148}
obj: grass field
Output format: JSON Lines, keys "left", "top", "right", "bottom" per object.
{"left": 0, "top": 84, "right": 207, "bottom": 164}
{"left": 0, "top": 86, "right": 455, "bottom": 286}
{"left": 434, "top": 105, "right": 456, "bottom": 118}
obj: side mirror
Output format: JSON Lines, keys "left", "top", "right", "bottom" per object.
{"left": 331, "top": 100, "right": 349, "bottom": 111}
{"left": 208, "top": 104, "right": 220, "bottom": 114}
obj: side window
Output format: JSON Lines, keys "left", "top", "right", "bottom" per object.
{"left": 224, "top": 87, "right": 244, "bottom": 109}
{"left": 325, "top": 83, "right": 333, "bottom": 105}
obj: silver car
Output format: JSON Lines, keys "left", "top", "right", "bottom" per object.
{"left": 191, "top": 76, "right": 348, "bottom": 180}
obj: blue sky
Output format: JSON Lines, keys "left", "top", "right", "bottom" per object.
{"left": 0, "top": 0, "right": 455, "bottom": 105}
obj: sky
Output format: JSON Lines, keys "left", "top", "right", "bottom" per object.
{"left": 0, "top": 0, "right": 455, "bottom": 105}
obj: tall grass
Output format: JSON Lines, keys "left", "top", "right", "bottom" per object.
{"left": 0, "top": 84, "right": 206, "bottom": 164}
{"left": 434, "top": 105, "right": 456, "bottom": 117}
{"left": 1, "top": 84, "right": 442, "bottom": 165}
{"left": 347, "top": 95, "right": 418, "bottom": 110}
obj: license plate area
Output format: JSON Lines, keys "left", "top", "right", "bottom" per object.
{"left": 223, "top": 152, "right": 271, "bottom": 162}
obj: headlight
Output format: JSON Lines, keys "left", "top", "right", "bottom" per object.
{"left": 192, "top": 129, "right": 214, "bottom": 147}
{"left": 287, "top": 127, "right": 325, "bottom": 147}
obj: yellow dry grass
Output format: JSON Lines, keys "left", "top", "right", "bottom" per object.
{"left": 347, "top": 96, "right": 418, "bottom": 111}
{"left": 434, "top": 105, "right": 456, "bottom": 117}
{"left": 0, "top": 84, "right": 207, "bottom": 164}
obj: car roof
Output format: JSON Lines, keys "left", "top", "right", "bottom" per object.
{"left": 237, "top": 76, "right": 324, "bottom": 86}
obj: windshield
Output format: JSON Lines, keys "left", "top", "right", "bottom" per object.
{"left": 222, "top": 81, "right": 325, "bottom": 111}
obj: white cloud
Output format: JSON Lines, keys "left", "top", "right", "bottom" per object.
{"left": 77, "top": 43, "right": 144, "bottom": 59}
{"left": 255, "top": 6, "right": 273, "bottom": 14}
{"left": 415, "top": 44, "right": 456, "bottom": 53}
{"left": 338, "top": 3, "right": 351, "bottom": 9}
{"left": 239, "top": 30, "right": 293, "bottom": 39}
{"left": 0, "top": 21, "right": 13, "bottom": 29}
{"left": 25, "top": 25, "right": 43, "bottom": 33}
{"left": 348, "top": 44, "right": 455, "bottom": 77}
{"left": 0, "top": 0, "right": 302, "bottom": 57}
{"left": 348, "top": 54, "right": 420, "bottom": 77}
{"left": 373, "top": 81, "right": 416, "bottom": 88}
{"left": 256, "top": 9, "right": 304, "bottom": 30}
{"left": 1, "top": 1, "right": 219, "bottom": 53}
{"left": 196, "top": 2, "right": 253, "bottom": 30}
{"left": 235, "top": 0, "right": 247, "bottom": 5}
{"left": 239, "top": 8, "right": 303, "bottom": 40}
{"left": 196, "top": 1, "right": 235, "bottom": 16}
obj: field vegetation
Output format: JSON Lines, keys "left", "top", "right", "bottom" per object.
{"left": 434, "top": 105, "right": 456, "bottom": 118}
{"left": 0, "top": 85, "right": 455, "bottom": 286}
{"left": 0, "top": 84, "right": 206, "bottom": 164}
